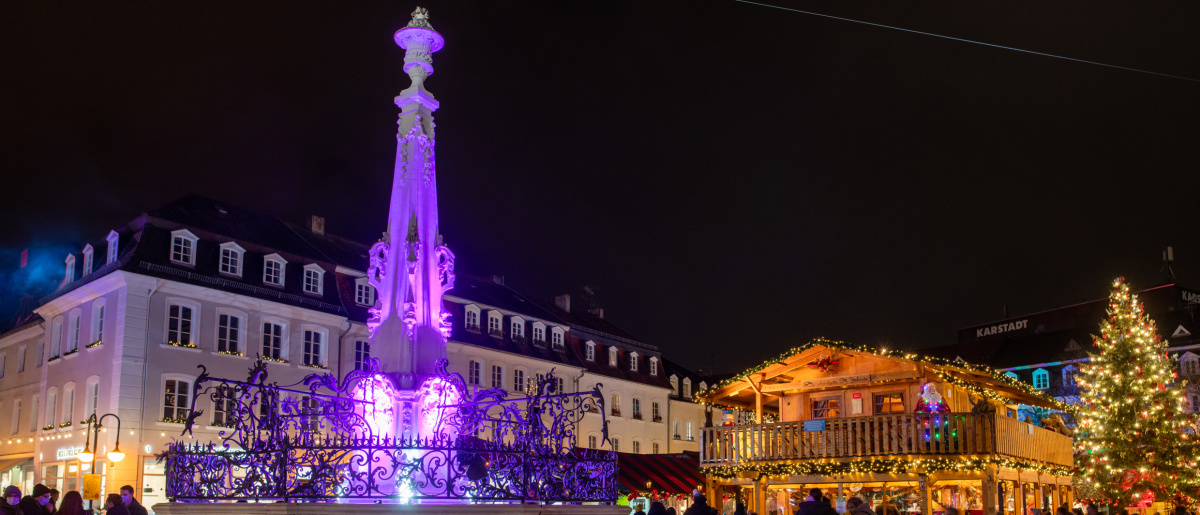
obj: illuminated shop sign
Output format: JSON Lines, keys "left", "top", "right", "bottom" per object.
{"left": 974, "top": 319, "right": 1028, "bottom": 338}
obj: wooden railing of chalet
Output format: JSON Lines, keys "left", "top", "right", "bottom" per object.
{"left": 701, "top": 412, "right": 1073, "bottom": 468}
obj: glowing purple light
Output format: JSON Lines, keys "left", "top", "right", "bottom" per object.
{"left": 416, "top": 375, "right": 463, "bottom": 441}
{"left": 353, "top": 373, "right": 399, "bottom": 438}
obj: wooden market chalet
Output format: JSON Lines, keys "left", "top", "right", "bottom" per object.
{"left": 698, "top": 339, "right": 1075, "bottom": 515}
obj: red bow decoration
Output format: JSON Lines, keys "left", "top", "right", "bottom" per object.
{"left": 807, "top": 355, "right": 839, "bottom": 373}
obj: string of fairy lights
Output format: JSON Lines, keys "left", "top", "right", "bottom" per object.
{"left": 1073, "top": 279, "right": 1200, "bottom": 506}
{"left": 695, "top": 337, "right": 1074, "bottom": 412}
{"left": 703, "top": 456, "right": 1072, "bottom": 479}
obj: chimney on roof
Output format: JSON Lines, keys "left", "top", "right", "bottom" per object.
{"left": 588, "top": 307, "right": 604, "bottom": 319}
{"left": 491, "top": 275, "right": 505, "bottom": 286}
{"left": 308, "top": 215, "right": 326, "bottom": 235}
{"left": 555, "top": 294, "right": 571, "bottom": 313}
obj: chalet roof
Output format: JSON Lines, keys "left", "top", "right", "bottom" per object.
{"left": 700, "top": 338, "right": 1072, "bottom": 413}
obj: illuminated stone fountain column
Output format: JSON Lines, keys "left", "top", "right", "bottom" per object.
{"left": 366, "top": 5, "right": 454, "bottom": 397}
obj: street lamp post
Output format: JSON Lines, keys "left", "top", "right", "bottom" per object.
{"left": 77, "top": 413, "right": 125, "bottom": 465}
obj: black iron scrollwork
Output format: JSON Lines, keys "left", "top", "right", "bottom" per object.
{"left": 162, "top": 357, "right": 616, "bottom": 503}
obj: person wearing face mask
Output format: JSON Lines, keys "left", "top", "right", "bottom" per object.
{"left": 2, "top": 486, "right": 21, "bottom": 515}
{"left": 17, "top": 484, "right": 50, "bottom": 515}
{"left": 119, "top": 486, "right": 145, "bottom": 515}
{"left": 104, "top": 494, "right": 129, "bottom": 515}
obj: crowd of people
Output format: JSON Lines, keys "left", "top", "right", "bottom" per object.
{"left": 0, "top": 485, "right": 146, "bottom": 515}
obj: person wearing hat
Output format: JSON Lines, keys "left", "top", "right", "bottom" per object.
{"left": 683, "top": 489, "right": 716, "bottom": 515}
{"left": 2, "top": 486, "right": 20, "bottom": 515}
{"left": 17, "top": 484, "right": 50, "bottom": 515}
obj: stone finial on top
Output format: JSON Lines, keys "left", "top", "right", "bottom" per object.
{"left": 406, "top": 7, "right": 434, "bottom": 30}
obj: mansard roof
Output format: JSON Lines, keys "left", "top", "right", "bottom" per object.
{"left": 28, "top": 193, "right": 707, "bottom": 390}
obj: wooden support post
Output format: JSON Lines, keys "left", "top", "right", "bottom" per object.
{"left": 982, "top": 464, "right": 999, "bottom": 515}
{"left": 755, "top": 477, "right": 767, "bottom": 515}
{"left": 756, "top": 391, "right": 764, "bottom": 424}
{"left": 919, "top": 474, "right": 932, "bottom": 515}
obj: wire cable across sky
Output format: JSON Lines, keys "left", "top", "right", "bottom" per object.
{"left": 735, "top": 0, "right": 1200, "bottom": 83}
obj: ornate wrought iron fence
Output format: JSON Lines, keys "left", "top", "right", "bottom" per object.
{"left": 162, "top": 357, "right": 617, "bottom": 503}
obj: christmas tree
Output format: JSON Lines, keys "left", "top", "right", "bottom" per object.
{"left": 1075, "top": 278, "right": 1200, "bottom": 506}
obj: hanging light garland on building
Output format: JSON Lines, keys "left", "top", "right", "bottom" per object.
{"left": 702, "top": 456, "right": 1072, "bottom": 479}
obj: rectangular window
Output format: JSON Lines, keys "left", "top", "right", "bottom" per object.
{"left": 557, "top": 377, "right": 565, "bottom": 393}
{"left": 468, "top": 361, "right": 481, "bottom": 385}
{"left": 86, "top": 382, "right": 99, "bottom": 419}
{"left": 262, "top": 323, "right": 283, "bottom": 360}
{"left": 588, "top": 435, "right": 597, "bottom": 449}
{"left": 487, "top": 316, "right": 501, "bottom": 336}
{"left": 83, "top": 252, "right": 93, "bottom": 275}
{"left": 586, "top": 344, "right": 594, "bottom": 362}
{"left": 171, "top": 237, "right": 193, "bottom": 264}
{"left": 213, "top": 386, "right": 235, "bottom": 427}
{"left": 491, "top": 365, "right": 503, "bottom": 389}
{"left": 511, "top": 321, "right": 523, "bottom": 338}
{"left": 354, "top": 340, "right": 370, "bottom": 371}
{"left": 220, "top": 248, "right": 240, "bottom": 275}
{"left": 11, "top": 400, "right": 19, "bottom": 435}
{"left": 17, "top": 347, "right": 25, "bottom": 373}
{"left": 52, "top": 320, "right": 62, "bottom": 357}
{"left": 533, "top": 326, "right": 544, "bottom": 344}
{"left": 612, "top": 438, "right": 619, "bottom": 452}
{"left": 650, "top": 359, "right": 658, "bottom": 376}
{"left": 303, "top": 330, "right": 323, "bottom": 367}
{"left": 609, "top": 349, "right": 617, "bottom": 367}
{"left": 62, "top": 388, "right": 74, "bottom": 424}
{"left": 301, "top": 396, "right": 319, "bottom": 432}
{"left": 812, "top": 398, "right": 841, "bottom": 419}
{"left": 687, "top": 422, "right": 693, "bottom": 441}
{"left": 512, "top": 370, "right": 525, "bottom": 392}
{"left": 630, "top": 354, "right": 638, "bottom": 372}
{"left": 164, "top": 379, "right": 190, "bottom": 422}
{"left": 551, "top": 331, "right": 562, "bottom": 347}
{"left": 355, "top": 283, "right": 375, "bottom": 305}
{"left": 93, "top": 305, "right": 105, "bottom": 343}
{"left": 68, "top": 313, "right": 80, "bottom": 352}
{"left": 217, "top": 314, "right": 241, "bottom": 354}
{"left": 303, "top": 269, "right": 322, "bottom": 294}
{"left": 264, "top": 260, "right": 283, "bottom": 286}
{"left": 632, "top": 440, "right": 640, "bottom": 453}
{"left": 29, "top": 396, "right": 38, "bottom": 432}
{"left": 36, "top": 342, "right": 44, "bottom": 368}
{"left": 46, "top": 393, "right": 56, "bottom": 429}
{"left": 652, "top": 402, "right": 660, "bottom": 420}
{"left": 107, "top": 239, "right": 118, "bottom": 264}
{"left": 874, "top": 393, "right": 905, "bottom": 414}
{"left": 652, "top": 442, "right": 660, "bottom": 454}
{"left": 167, "top": 304, "right": 193, "bottom": 346}
{"left": 465, "top": 311, "right": 479, "bottom": 330}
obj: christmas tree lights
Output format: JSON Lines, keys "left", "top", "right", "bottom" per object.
{"left": 1074, "top": 278, "right": 1200, "bottom": 506}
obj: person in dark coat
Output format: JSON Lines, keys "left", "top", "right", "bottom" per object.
{"left": 104, "top": 494, "right": 129, "bottom": 515}
{"left": 848, "top": 496, "right": 876, "bottom": 515}
{"left": 1, "top": 486, "right": 21, "bottom": 515}
{"left": 17, "top": 484, "right": 50, "bottom": 515}
{"left": 648, "top": 502, "right": 670, "bottom": 515}
{"left": 683, "top": 492, "right": 716, "bottom": 515}
{"left": 797, "top": 489, "right": 838, "bottom": 515}
{"left": 119, "top": 486, "right": 146, "bottom": 515}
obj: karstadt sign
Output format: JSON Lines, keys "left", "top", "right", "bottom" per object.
{"left": 975, "top": 319, "right": 1029, "bottom": 338}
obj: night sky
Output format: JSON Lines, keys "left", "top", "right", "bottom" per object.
{"left": 3, "top": 2, "right": 1199, "bottom": 373}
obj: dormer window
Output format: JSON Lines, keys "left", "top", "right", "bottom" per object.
{"left": 487, "top": 312, "right": 502, "bottom": 337}
{"left": 170, "top": 229, "right": 198, "bottom": 265}
{"left": 1004, "top": 371, "right": 1020, "bottom": 381}
{"left": 532, "top": 323, "right": 546, "bottom": 346}
{"left": 670, "top": 376, "right": 679, "bottom": 395}
{"left": 355, "top": 278, "right": 376, "bottom": 306}
{"left": 1032, "top": 368, "right": 1049, "bottom": 390}
{"left": 699, "top": 381, "right": 708, "bottom": 392}
{"left": 464, "top": 305, "right": 480, "bottom": 332}
{"left": 81, "top": 245, "right": 93, "bottom": 275}
{"left": 64, "top": 254, "right": 76, "bottom": 284}
{"left": 682, "top": 378, "right": 691, "bottom": 398}
{"left": 649, "top": 357, "right": 659, "bottom": 376}
{"left": 585, "top": 341, "right": 595, "bottom": 361}
{"left": 219, "top": 242, "right": 245, "bottom": 277}
{"left": 630, "top": 352, "right": 639, "bottom": 372}
{"left": 608, "top": 347, "right": 618, "bottom": 367}
{"left": 510, "top": 318, "right": 525, "bottom": 341}
{"left": 302, "top": 264, "right": 324, "bottom": 295}
{"left": 551, "top": 328, "right": 564, "bottom": 348}
{"left": 263, "top": 254, "right": 286, "bottom": 286}
{"left": 106, "top": 231, "right": 119, "bottom": 264}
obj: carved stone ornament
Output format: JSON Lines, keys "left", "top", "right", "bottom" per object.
{"left": 407, "top": 7, "right": 433, "bottom": 30}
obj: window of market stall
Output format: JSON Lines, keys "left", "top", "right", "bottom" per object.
{"left": 1022, "top": 482, "right": 1037, "bottom": 515}
{"left": 1001, "top": 480, "right": 1019, "bottom": 515}
{"left": 1041, "top": 484, "right": 1056, "bottom": 511}
{"left": 930, "top": 480, "right": 984, "bottom": 515}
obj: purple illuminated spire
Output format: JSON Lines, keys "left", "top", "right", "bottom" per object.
{"left": 367, "top": 7, "right": 454, "bottom": 389}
